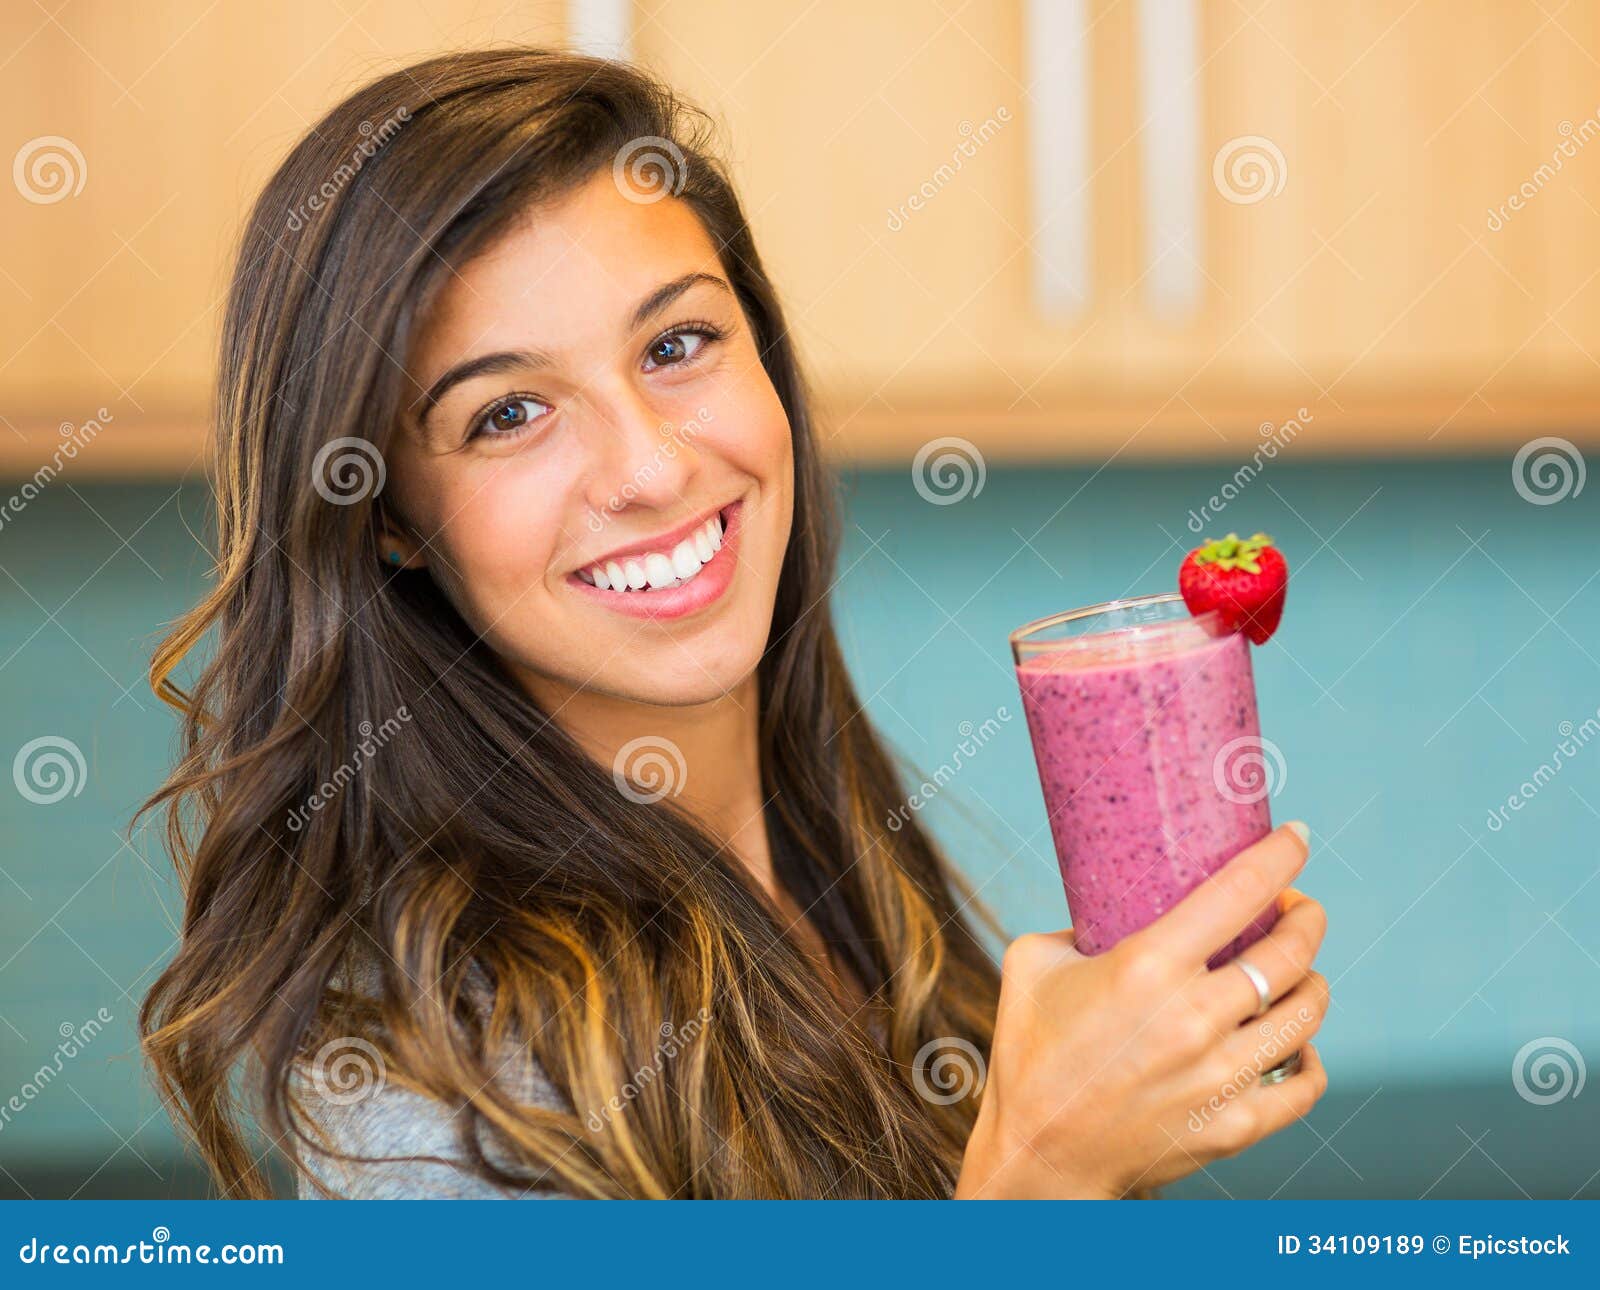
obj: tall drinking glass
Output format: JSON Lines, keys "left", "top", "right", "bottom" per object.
{"left": 1010, "top": 593, "right": 1283, "bottom": 971}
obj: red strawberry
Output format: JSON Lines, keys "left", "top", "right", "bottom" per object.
{"left": 1178, "top": 532, "right": 1288, "bottom": 644}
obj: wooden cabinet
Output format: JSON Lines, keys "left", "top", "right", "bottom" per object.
{"left": 4, "top": 1, "right": 1599, "bottom": 478}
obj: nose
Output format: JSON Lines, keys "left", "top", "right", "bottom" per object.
{"left": 581, "top": 381, "right": 703, "bottom": 522}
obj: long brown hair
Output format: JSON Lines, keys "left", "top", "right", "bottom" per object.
{"left": 137, "top": 47, "right": 1001, "bottom": 1199}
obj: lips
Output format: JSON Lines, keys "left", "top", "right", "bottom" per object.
{"left": 566, "top": 500, "right": 744, "bottom": 621}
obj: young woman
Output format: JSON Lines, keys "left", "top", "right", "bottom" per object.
{"left": 138, "top": 48, "right": 1329, "bottom": 1201}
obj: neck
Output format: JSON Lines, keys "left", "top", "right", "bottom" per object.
{"left": 514, "top": 667, "right": 867, "bottom": 1012}
{"left": 519, "top": 669, "right": 775, "bottom": 895}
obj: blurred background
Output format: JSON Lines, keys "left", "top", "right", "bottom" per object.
{"left": 1, "top": 1, "right": 1597, "bottom": 1199}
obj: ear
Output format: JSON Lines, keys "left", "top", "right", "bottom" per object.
{"left": 375, "top": 517, "right": 428, "bottom": 571}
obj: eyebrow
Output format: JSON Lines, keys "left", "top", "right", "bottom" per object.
{"left": 412, "top": 271, "right": 734, "bottom": 429}
{"left": 628, "top": 270, "right": 730, "bottom": 333}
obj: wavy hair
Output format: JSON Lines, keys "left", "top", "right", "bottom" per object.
{"left": 137, "top": 47, "right": 1001, "bottom": 1199}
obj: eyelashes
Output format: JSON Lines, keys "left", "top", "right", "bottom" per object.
{"left": 464, "top": 320, "right": 728, "bottom": 444}
{"left": 470, "top": 395, "right": 549, "bottom": 441}
{"left": 642, "top": 319, "right": 725, "bottom": 371}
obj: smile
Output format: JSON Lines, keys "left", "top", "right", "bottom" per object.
{"left": 567, "top": 500, "right": 743, "bottom": 620}
{"left": 577, "top": 510, "right": 724, "bottom": 592}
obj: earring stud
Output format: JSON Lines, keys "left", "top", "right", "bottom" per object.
{"left": 388, "top": 550, "right": 402, "bottom": 566}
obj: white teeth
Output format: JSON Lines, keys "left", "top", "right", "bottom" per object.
{"left": 583, "top": 509, "right": 729, "bottom": 595}
{"left": 671, "top": 539, "right": 700, "bottom": 580}
{"left": 644, "top": 552, "right": 677, "bottom": 589}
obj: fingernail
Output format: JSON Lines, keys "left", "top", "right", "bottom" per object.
{"left": 1285, "top": 820, "right": 1310, "bottom": 848}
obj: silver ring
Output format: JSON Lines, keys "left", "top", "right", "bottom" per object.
{"left": 1259, "top": 1051, "right": 1304, "bottom": 1085}
{"left": 1234, "top": 957, "right": 1271, "bottom": 1017}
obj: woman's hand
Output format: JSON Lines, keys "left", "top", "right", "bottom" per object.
{"left": 956, "top": 822, "right": 1330, "bottom": 1199}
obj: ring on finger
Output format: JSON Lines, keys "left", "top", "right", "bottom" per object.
{"left": 1234, "top": 957, "right": 1271, "bottom": 1018}
{"left": 1259, "top": 1050, "right": 1304, "bottom": 1084}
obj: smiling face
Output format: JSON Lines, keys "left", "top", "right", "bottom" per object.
{"left": 382, "top": 170, "right": 795, "bottom": 710}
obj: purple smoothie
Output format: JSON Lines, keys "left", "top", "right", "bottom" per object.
{"left": 1015, "top": 617, "right": 1277, "bottom": 970}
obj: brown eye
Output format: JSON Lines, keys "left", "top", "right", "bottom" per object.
{"left": 472, "top": 396, "right": 549, "bottom": 441}
{"left": 642, "top": 328, "right": 712, "bottom": 372}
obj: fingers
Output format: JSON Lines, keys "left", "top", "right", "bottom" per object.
{"left": 1244, "top": 1040, "right": 1328, "bottom": 1134}
{"left": 1125, "top": 822, "right": 1311, "bottom": 971}
{"left": 1151, "top": 971, "right": 1327, "bottom": 1112}
{"left": 1199, "top": 894, "right": 1327, "bottom": 1027}
{"left": 1192, "top": 1041, "right": 1328, "bottom": 1162}
{"left": 1214, "top": 971, "right": 1329, "bottom": 1078}
{"left": 998, "top": 928, "right": 1087, "bottom": 990}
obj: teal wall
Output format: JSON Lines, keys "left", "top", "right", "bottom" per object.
{"left": 2, "top": 458, "right": 1595, "bottom": 1191}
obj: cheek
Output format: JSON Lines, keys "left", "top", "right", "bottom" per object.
{"left": 423, "top": 462, "right": 566, "bottom": 628}
{"left": 704, "top": 362, "right": 793, "bottom": 481}
{"left": 717, "top": 371, "right": 794, "bottom": 566}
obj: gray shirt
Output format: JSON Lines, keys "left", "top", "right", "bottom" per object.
{"left": 293, "top": 1055, "right": 574, "bottom": 1200}
{"left": 291, "top": 954, "right": 574, "bottom": 1200}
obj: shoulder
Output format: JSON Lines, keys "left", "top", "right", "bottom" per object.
{"left": 291, "top": 955, "right": 576, "bottom": 1200}
{"left": 292, "top": 1054, "right": 573, "bottom": 1200}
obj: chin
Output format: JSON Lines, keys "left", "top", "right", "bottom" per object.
{"left": 607, "top": 629, "right": 768, "bottom": 707}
